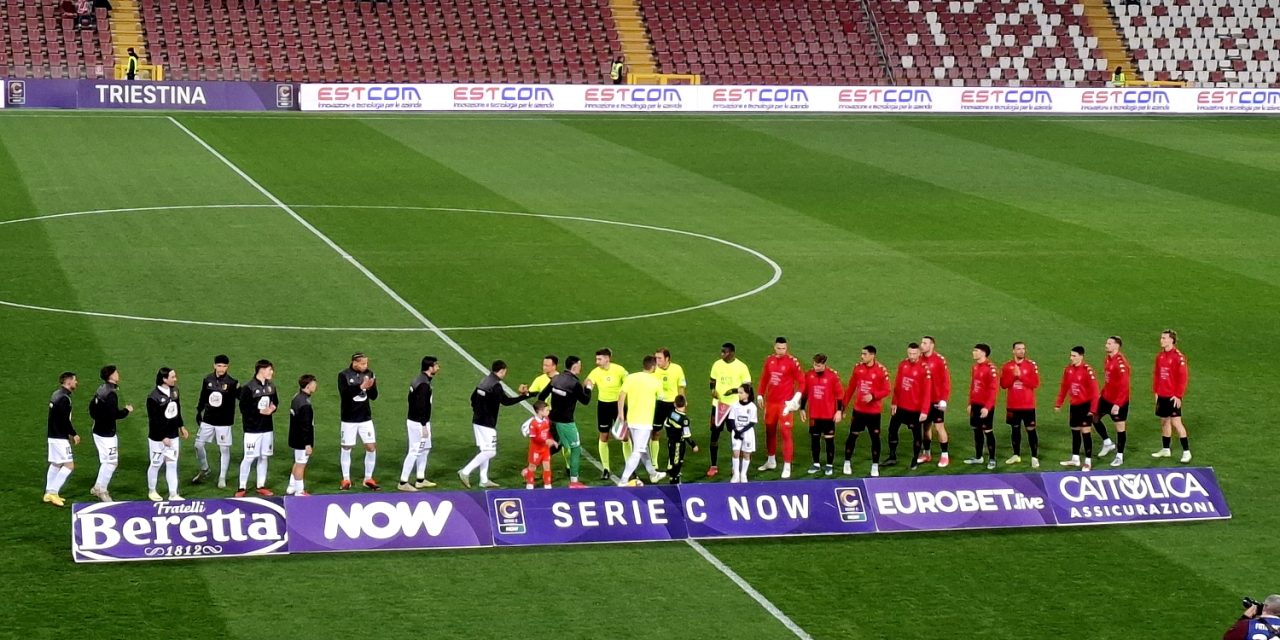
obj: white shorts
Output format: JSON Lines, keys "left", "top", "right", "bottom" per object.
{"left": 47, "top": 438, "right": 74, "bottom": 464}
{"left": 243, "top": 431, "right": 275, "bottom": 458}
{"left": 472, "top": 424, "right": 497, "bottom": 452}
{"left": 731, "top": 428, "right": 757, "bottom": 454}
{"left": 293, "top": 449, "right": 311, "bottom": 464}
{"left": 196, "top": 423, "right": 233, "bottom": 447}
{"left": 93, "top": 434, "right": 119, "bottom": 465}
{"left": 148, "top": 438, "right": 179, "bottom": 465}
{"left": 406, "top": 420, "right": 432, "bottom": 454}
{"left": 340, "top": 420, "right": 376, "bottom": 447}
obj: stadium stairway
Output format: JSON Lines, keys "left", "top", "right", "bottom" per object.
{"left": 1079, "top": 0, "right": 1135, "bottom": 80}
{"left": 609, "top": 0, "right": 658, "bottom": 75}
{"left": 109, "top": 0, "right": 150, "bottom": 77}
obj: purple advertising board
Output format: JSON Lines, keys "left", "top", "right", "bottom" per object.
{"left": 489, "top": 485, "right": 687, "bottom": 546}
{"left": 865, "top": 473, "right": 1057, "bottom": 532}
{"left": 1041, "top": 467, "right": 1231, "bottom": 526}
{"left": 285, "top": 491, "right": 492, "bottom": 553}
{"left": 680, "top": 479, "right": 877, "bottom": 539}
{"left": 71, "top": 497, "right": 288, "bottom": 563}
{"left": 4, "top": 78, "right": 296, "bottom": 110}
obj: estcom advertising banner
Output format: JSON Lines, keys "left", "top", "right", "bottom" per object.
{"left": 680, "top": 479, "right": 877, "bottom": 539}
{"left": 71, "top": 497, "right": 288, "bottom": 563}
{"left": 285, "top": 491, "right": 493, "bottom": 553}
{"left": 1041, "top": 467, "right": 1231, "bottom": 526}
{"left": 489, "top": 485, "right": 687, "bottom": 546}
{"left": 865, "top": 473, "right": 1057, "bottom": 532}
{"left": 297, "top": 83, "right": 1280, "bottom": 114}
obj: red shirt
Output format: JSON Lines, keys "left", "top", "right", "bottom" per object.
{"left": 799, "top": 368, "right": 844, "bottom": 420}
{"left": 892, "top": 359, "right": 932, "bottom": 414}
{"left": 1153, "top": 347, "right": 1188, "bottom": 398}
{"left": 527, "top": 417, "right": 552, "bottom": 449}
{"left": 969, "top": 361, "right": 999, "bottom": 410}
{"left": 1055, "top": 363, "right": 1100, "bottom": 413}
{"left": 921, "top": 352, "right": 951, "bottom": 404}
{"left": 1101, "top": 353, "right": 1130, "bottom": 405}
{"left": 842, "top": 361, "right": 891, "bottom": 415}
{"left": 758, "top": 354, "right": 804, "bottom": 404}
{"left": 1000, "top": 359, "right": 1040, "bottom": 410}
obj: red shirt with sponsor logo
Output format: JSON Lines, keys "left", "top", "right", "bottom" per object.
{"left": 1153, "top": 348, "right": 1188, "bottom": 398}
{"left": 842, "top": 361, "right": 891, "bottom": 415}
{"left": 969, "top": 361, "right": 999, "bottom": 410}
{"left": 1000, "top": 359, "right": 1040, "bottom": 410}
{"left": 1102, "top": 353, "right": 1131, "bottom": 405}
{"left": 758, "top": 354, "right": 804, "bottom": 404}
{"left": 799, "top": 368, "right": 844, "bottom": 420}
{"left": 1055, "top": 363, "right": 1100, "bottom": 413}
{"left": 892, "top": 359, "right": 932, "bottom": 414}
{"left": 921, "top": 352, "right": 951, "bottom": 405}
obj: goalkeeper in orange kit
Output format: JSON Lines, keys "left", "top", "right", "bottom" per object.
{"left": 522, "top": 401, "right": 554, "bottom": 489}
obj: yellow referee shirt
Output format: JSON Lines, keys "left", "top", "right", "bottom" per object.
{"left": 710, "top": 358, "right": 751, "bottom": 406}
{"left": 587, "top": 364, "right": 629, "bottom": 402}
{"left": 620, "top": 371, "right": 662, "bottom": 427}
{"left": 530, "top": 372, "right": 554, "bottom": 409}
{"left": 657, "top": 363, "right": 686, "bottom": 403}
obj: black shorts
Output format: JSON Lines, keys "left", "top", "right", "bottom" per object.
{"left": 1097, "top": 398, "right": 1129, "bottom": 422}
{"left": 850, "top": 411, "right": 880, "bottom": 433}
{"left": 889, "top": 407, "right": 922, "bottom": 429}
{"left": 1006, "top": 408, "right": 1036, "bottom": 428}
{"left": 1155, "top": 396, "right": 1182, "bottom": 418}
{"left": 969, "top": 403, "right": 994, "bottom": 429}
{"left": 653, "top": 401, "right": 675, "bottom": 429}
{"left": 810, "top": 419, "right": 836, "bottom": 437}
{"left": 597, "top": 401, "right": 619, "bottom": 433}
{"left": 927, "top": 405, "right": 946, "bottom": 424}
{"left": 1068, "top": 403, "right": 1093, "bottom": 428}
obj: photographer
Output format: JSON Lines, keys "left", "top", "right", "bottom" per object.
{"left": 1224, "top": 596, "right": 1280, "bottom": 640}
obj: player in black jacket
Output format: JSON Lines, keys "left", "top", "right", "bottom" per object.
{"left": 337, "top": 353, "right": 380, "bottom": 491}
{"left": 458, "top": 360, "right": 529, "bottom": 488}
{"left": 89, "top": 365, "right": 132, "bottom": 502}
{"left": 400, "top": 356, "right": 441, "bottom": 491}
{"left": 287, "top": 374, "right": 317, "bottom": 496}
{"left": 43, "top": 372, "right": 79, "bottom": 507}
{"left": 146, "top": 367, "right": 188, "bottom": 502}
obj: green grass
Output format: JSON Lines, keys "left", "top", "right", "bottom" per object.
{"left": 1, "top": 112, "right": 1277, "bottom": 639}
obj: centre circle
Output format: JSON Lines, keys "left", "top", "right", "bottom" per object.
{"left": 0, "top": 204, "right": 782, "bottom": 332}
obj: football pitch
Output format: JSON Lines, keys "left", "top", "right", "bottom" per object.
{"left": 1, "top": 111, "right": 1277, "bottom": 639}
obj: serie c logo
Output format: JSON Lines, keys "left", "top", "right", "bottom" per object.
{"left": 834, "top": 488, "right": 868, "bottom": 523}
{"left": 494, "top": 498, "right": 526, "bottom": 534}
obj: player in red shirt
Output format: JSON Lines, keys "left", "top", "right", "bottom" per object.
{"left": 887, "top": 342, "right": 932, "bottom": 470}
{"left": 756, "top": 337, "right": 804, "bottom": 477}
{"left": 1055, "top": 346, "right": 1101, "bottom": 472}
{"left": 798, "top": 354, "right": 843, "bottom": 476}
{"left": 1096, "top": 336, "right": 1128, "bottom": 466}
{"left": 965, "top": 343, "right": 999, "bottom": 470}
{"left": 1000, "top": 341, "right": 1041, "bottom": 469}
{"left": 521, "top": 401, "right": 554, "bottom": 489}
{"left": 918, "top": 336, "right": 952, "bottom": 467}
{"left": 1152, "top": 329, "right": 1191, "bottom": 462}
{"left": 841, "top": 345, "right": 891, "bottom": 477}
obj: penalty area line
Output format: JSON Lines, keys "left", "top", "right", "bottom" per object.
{"left": 164, "top": 114, "right": 811, "bottom": 640}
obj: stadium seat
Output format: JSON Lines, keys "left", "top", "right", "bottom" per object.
{"left": 1112, "top": 0, "right": 1279, "bottom": 87}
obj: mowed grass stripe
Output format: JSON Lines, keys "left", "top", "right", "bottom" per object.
{"left": 1059, "top": 118, "right": 1280, "bottom": 173}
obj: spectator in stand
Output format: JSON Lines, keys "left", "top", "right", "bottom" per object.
{"left": 610, "top": 57, "right": 625, "bottom": 85}
{"left": 75, "top": 0, "right": 96, "bottom": 32}
{"left": 125, "top": 48, "right": 139, "bottom": 80}
{"left": 1112, "top": 66, "right": 1126, "bottom": 87}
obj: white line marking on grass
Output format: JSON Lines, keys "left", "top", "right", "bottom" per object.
{"left": 0, "top": 203, "right": 780, "bottom": 331}
{"left": 165, "top": 115, "right": 813, "bottom": 640}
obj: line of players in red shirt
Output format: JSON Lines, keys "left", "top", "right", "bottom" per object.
{"left": 755, "top": 330, "right": 1190, "bottom": 477}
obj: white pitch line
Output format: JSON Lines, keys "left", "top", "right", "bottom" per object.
{"left": 165, "top": 114, "right": 813, "bottom": 640}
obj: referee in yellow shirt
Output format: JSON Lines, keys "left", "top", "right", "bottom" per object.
{"left": 586, "top": 348, "right": 628, "bottom": 480}
{"left": 654, "top": 348, "right": 687, "bottom": 470}
{"left": 708, "top": 342, "right": 751, "bottom": 478}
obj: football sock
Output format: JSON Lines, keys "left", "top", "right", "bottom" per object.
{"left": 598, "top": 441, "right": 612, "bottom": 473}
{"left": 869, "top": 431, "right": 882, "bottom": 464}
{"left": 165, "top": 461, "right": 178, "bottom": 495}
{"left": 922, "top": 434, "right": 932, "bottom": 454}
{"left": 1117, "top": 430, "right": 1127, "bottom": 453}
{"left": 1179, "top": 437, "right": 1190, "bottom": 451}
{"left": 340, "top": 448, "right": 352, "bottom": 481}
{"left": 218, "top": 446, "right": 231, "bottom": 482}
{"left": 1010, "top": 425, "right": 1023, "bottom": 455}
{"left": 909, "top": 425, "right": 922, "bottom": 463}
{"left": 845, "top": 432, "right": 859, "bottom": 462}
{"left": 45, "top": 465, "right": 58, "bottom": 493}
{"left": 416, "top": 449, "right": 429, "bottom": 480}
{"left": 1027, "top": 428, "right": 1039, "bottom": 456}
{"left": 48, "top": 465, "right": 71, "bottom": 493}
{"left": 1071, "top": 430, "right": 1082, "bottom": 456}
{"left": 364, "top": 451, "right": 376, "bottom": 480}
{"left": 147, "top": 464, "right": 159, "bottom": 492}
{"left": 401, "top": 453, "right": 417, "bottom": 483}
{"left": 972, "top": 429, "right": 984, "bottom": 458}
{"left": 810, "top": 433, "right": 821, "bottom": 464}
{"left": 1094, "top": 421, "right": 1110, "bottom": 441}
{"left": 96, "top": 462, "right": 116, "bottom": 490}
{"left": 1162, "top": 436, "right": 1172, "bottom": 450}
{"left": 194, "top": 441, "right": 208, "bottom": 470}
{"left": 649, "top": 440, "right": 661, "bottom": 469}
{"left": 985, "top": 431, "right": 997, "bottom": 459}
{"left": 709, "top": 437, "right": 720, "bottom": 468}
{"left": 621, "top": 439, "right": 633, "bottom": 463}
{"left": 568, "top": 445, "right": 581, "bottom": 479}
{"left": 1082, "top": 432, "right": 1093, "bottom": 459}
{"left": 824, "top": 437, "right": 835, "bottom": 465}
{"left": 542, "top": 469, "right": 552, "bottom": 487}
{"left": 939, "top": 441, "right": 948, "bottom": 454}
{"left": 238, "top": 457, "right": 253, "bottom": 489}
{"left": 256, "top": 456, "right": 268, "bottom": 487}
{"left": 477, "top": 453, "right": 494, "bottom": 484}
